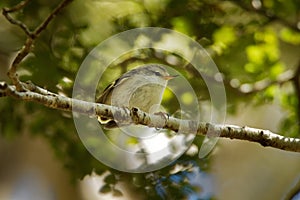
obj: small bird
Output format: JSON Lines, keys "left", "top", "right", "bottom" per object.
{"left": 96, "top": 64, "right": 175, "bottom": 128}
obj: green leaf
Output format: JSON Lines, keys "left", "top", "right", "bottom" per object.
{"left": 280, "top": 28, "right": 300, "bottom": 45}
{"left": 104, "top": 174, "right": 116, "bottom": 184}
{"left": 99, "top": 184, "right": 111, "bottom": 194}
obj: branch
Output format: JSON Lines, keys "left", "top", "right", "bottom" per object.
{"left": 2, "top": 0, "right": 73, "bottom": 90}
{"left": 1, "top": 0, "right": 299, "bottom": 154}
{"left": 228, "top": 69, "right": 295, "bottom": 95}
{"left": 1, "top": 81, "right": 299, "bottom": 153}
{"left": 293, "top": 61, "right": 300, "bottom": 131}
{"left": 2, "top": 0, "right": 31, "bottom": 36}
{"left": 231, "top": 1, "right": 299, "bottom": 32}
{"left": 123, "top": 53, "right": 296, "bottom": 96}
{"left": 33, "top": 0, "right": 73, "bottom": 38}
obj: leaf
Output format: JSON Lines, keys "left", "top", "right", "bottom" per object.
{"left": 113, "top": 189, "right": 123, "bottom": 197}
{"left": 99, "top": 184, "right": 111, "bottom": 194}
{"left": 104, "top": 174, "right": 116, "bottom": 184}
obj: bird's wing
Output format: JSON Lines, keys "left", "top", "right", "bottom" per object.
{"left": 96, "top": 75, "right": 131, "bottom": 104}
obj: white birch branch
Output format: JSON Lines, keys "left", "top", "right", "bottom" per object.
{"left": 1, "top": 81, "right": 299, "bottom": 153}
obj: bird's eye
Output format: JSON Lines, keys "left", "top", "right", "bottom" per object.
{"left": 154, "top": 71, "right": 161, "bottom": 76}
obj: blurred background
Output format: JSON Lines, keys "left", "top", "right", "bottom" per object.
{"left": 0, "top": 0, "right": 300, "bottom": 199}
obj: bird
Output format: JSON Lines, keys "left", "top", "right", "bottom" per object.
{"left": 96, "top": 64, "right": 175, "bottom": 129}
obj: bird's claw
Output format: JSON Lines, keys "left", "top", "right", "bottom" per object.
{"left": 154, "top": 111, "right": 169, "bottom": 121}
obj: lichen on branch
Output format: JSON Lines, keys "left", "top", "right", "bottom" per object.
{"left": 1, "top": 81, "right": 299, "bottom": 153}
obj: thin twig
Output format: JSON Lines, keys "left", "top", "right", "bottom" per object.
{"left": 7, "top": 38, "right": 33, "bottom": 90}
{"left": 1, "top": 81, "right": 300, "bottom": 153}
{"left": 32, "top": 0, "right": 73, "bottom": 38}
{"left": 232, "top": 1, "right": 299, "bottom": 32}
{"left": 2, "top": 0, "right": 30, "bottom": 13}
{"left": 2, "top": 0, "right": 73, "bottom": 91}
{"left": 2, "top": 0, "right": 32, "bottom": 37}
{"left": 231, "top": 70, "right": 295, "bottom": 95}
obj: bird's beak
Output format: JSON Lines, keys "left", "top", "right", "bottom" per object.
{"left": 163, "top": 75, "right": 178, "bottom": 80}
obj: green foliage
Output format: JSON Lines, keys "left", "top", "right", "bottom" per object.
{"left": 1, "top": 0, "right": 300, "bottom": 199}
